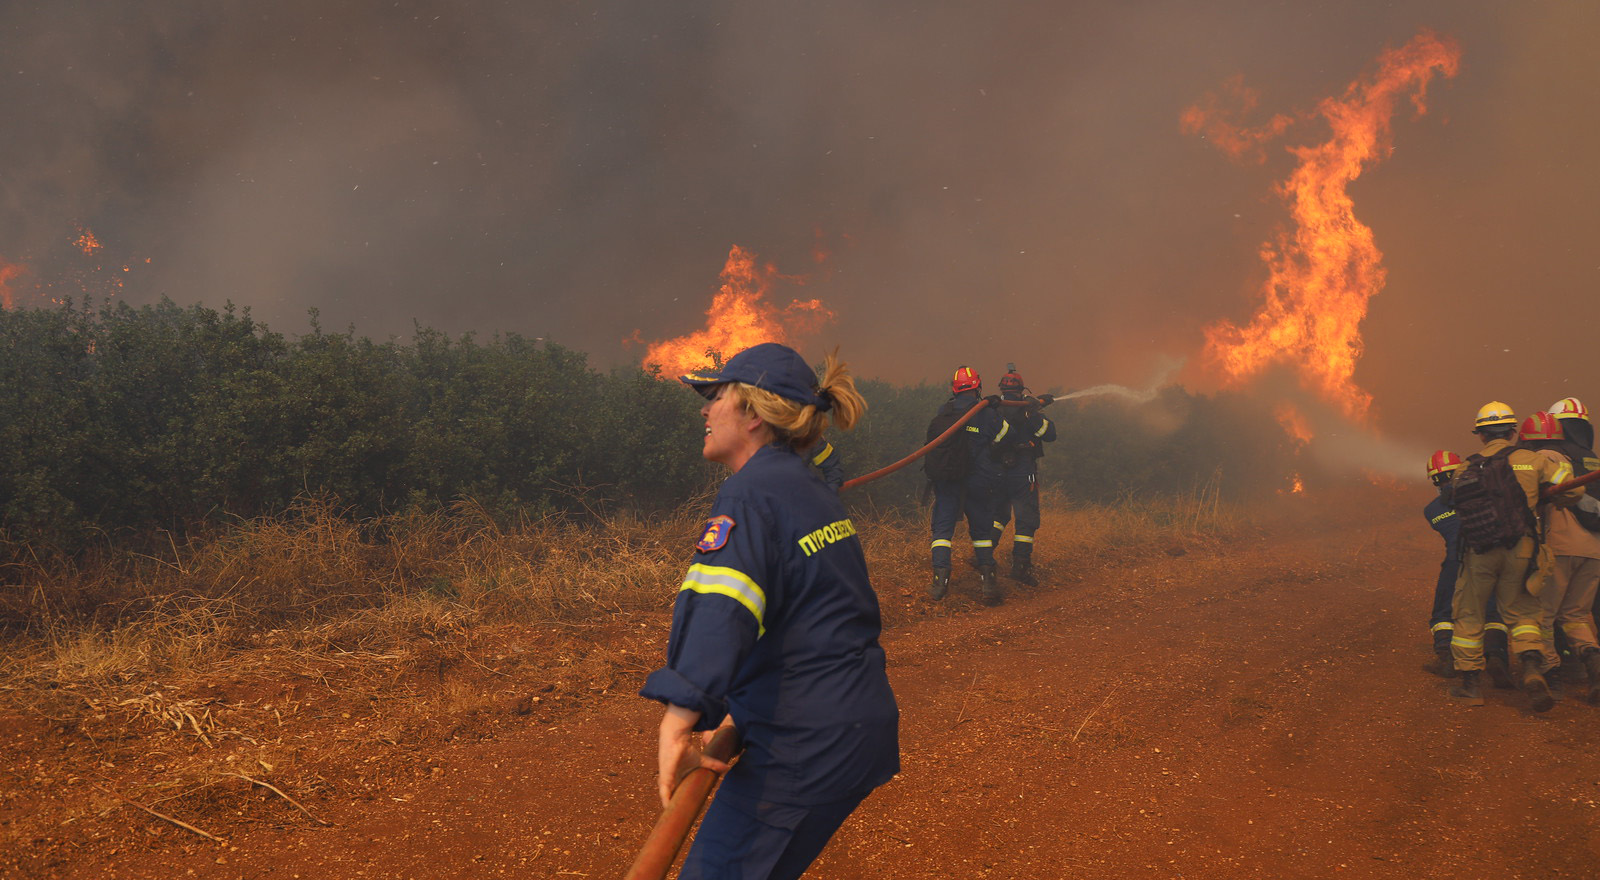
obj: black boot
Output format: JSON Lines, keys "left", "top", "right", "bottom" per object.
{"left": 1424, "top": 647, "right": 1454, "bottom": 678}
{"left": 1009, "top": 559, "right": 1038, "bottom": 587}
{"left": 1519, "top": 650, "right": 1554, "bottom": 713}
{"left": 1583, "top": 647, "right": 1600, "bottom": 707}
{"left": 1484, "top": 629, "right": 1514, "bottom": 689}
{"left": 929, "top": 567, "right": 951, "bottom": 601}
{"left": 977, "top": 564, "right": 1002, "bottom": 606}
{"left": 1448, "top": 670, "right": 1484, "bottom": 706}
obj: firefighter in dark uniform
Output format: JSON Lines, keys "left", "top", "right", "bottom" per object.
{"left": 1423, "top": 450, "right": 1512, "bottom": 685}
{"left": 991, "top": 368, "right": 1057, "bottom": 587}
{"left": 925, "top": 366, "right": 1010, "bottom": 605}
{"left": 641, "top": 342, "right": 898, "bottom": 880}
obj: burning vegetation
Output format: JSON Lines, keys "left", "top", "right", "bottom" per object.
{"left": 1187, "top": 29, "right": 1461, "bottom": 431}
{"left": 0, "top": 223, "right": 143, "bottom": 311}
{"left": 635, "top": 245, "right": 834, "bottom": 377}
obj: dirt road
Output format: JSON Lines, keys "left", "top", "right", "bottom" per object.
{"left": 14, "top": 487, "right": 1600, "bottom": 878}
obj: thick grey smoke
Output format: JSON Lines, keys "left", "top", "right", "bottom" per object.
{"left": 2, "top": 1, "right": 1596, "bottom": 456}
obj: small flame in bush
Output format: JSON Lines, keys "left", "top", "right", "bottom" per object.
{"left": 636, "top": 244, "right": 834, "bottom": 377}
{"left": 0, "top": 258, "right": 24, "bottom": 310}
{"left": 75, "top": 226, "right": 103, "bottom": 255}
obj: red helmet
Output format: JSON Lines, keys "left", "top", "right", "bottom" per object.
{"left": 1520, "top": 411, "right": 1564, "bottom": 442}
{"left": 1426, "top": 450, "right": 1464, "bottom": 481}
{"left": 998, "top": 370, "right": 1025, "bottom": 392}
{"left": 1550, "top": 397, "right": 1589, "bottom": 423}
{"left": 951, "top": 365, "right": 981, "bottom": 393}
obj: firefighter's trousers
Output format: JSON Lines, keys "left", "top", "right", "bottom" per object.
{"left": 1452, "top": 537, "right": 1545, "bottom": 672}
{"left": 929, "top": 479, "right": 964, "bottom": 570}
{"left": 1431, "top": 553, "right": 1506, "bottom": 650}
{"left": 1538, "top": 555, "right": 1600, "bottom": 671}
{"left": 929, "top": 478, "right": 998, "bottom": 569}
{"left": 993, "top": 469, "right": 1040, "bottom": 564}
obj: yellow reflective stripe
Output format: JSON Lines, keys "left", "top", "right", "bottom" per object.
{"left": 992, "top": 521, "right": 1004, "bottom": 530}
{"left": 1034, "top": 419, "right": 1051, "bottom": 438}
{"left": 1451, "top": 635, "right": 1483, "bottom": 649}
{"left": 681, "top": 564, "right": 767, "bottom": 636}
{"left": 811, "top": 443, "right": 834, "bottom": 466}
{"left": 1014, "top": 535, "right": 1034, "bottom": 543}
{"left": 1510, "top": 624, "right": 1542, "bottom": 639}
{"left": 994, "top": 421, "right": 1011, "bottom": 442}
{"left": 972, "top": 540, "right": 994, "bottom": 548}
{"left": 1552, "top": 461, "right": 1574, "bottom": 484}
{"left": 931, "top": 539, "right": 952, "bottom": 549}
{"left": 1430, "top": 621, "right": 1453, "bottom": 633}
{"left": 1484, "top": 622, "right": 1508, "bottom": 633}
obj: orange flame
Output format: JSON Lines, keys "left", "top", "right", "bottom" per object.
{"left": 1275, "top": 402, "right": 1314, "bottom": 447}
{"left": 637, "top": 245, "right": 834, "bottom": 377}
{"left": 1187, "top": 30, "right": 1460, "bottom": 425}
{"left": 0, "top": 259, "right": 24, "bottom": 310}
{"left": 74, "top": 226, "right": 103, "bottom": 255}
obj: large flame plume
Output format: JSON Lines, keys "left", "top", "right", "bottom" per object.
{"left": 1185, "top": 30, "right": 1460, "bottom": 425}
{"left": 637, "top": 245, "right": 834, "bottom": 377}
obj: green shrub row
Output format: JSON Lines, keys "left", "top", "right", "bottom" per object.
{"left": 0, "top": 299, "right": 711, "bottom": 550}
{"left": 0, "top": 299, "right": 1299, "bottom": 555}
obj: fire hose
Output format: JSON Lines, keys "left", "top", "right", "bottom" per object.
{"left": 840, "top": 397, "right": 1046, "bottom": 492}
{"left": 625, "top": 398, "right": 1047, "bottom": 878}
{"left": 623, "top": 725, "right": 743, "bottom": 880}
{"left": 1540, "top": 467, "right": 1600, "bottom": 500}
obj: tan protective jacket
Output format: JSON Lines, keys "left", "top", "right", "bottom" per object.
{"left": 1533, "top": 448, "right": 1600, "bottom": 558}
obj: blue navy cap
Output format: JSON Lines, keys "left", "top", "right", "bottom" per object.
{"left": 680, "top": 342, "right": 831, "bottom": 411}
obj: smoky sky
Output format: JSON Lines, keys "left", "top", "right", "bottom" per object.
{"left": 2, "top": 1, "right": 1596, "bottom": 453}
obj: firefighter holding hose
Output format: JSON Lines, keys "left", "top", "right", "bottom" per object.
{"left": 1446, "top": 402, "right": 1582, "bottom": 710}
{"left": 923, "top": 366, "right": 1010, "bottom": 605}
{"left": 1422, "top": 451, "right": 1513, "bottom": 685}
{"left": 991, "top": 366, "right": 1056, "bottom": 587}
{"left": 640, "top": 342, "right": 899, "bottom": 879}
{"left": 1520, "top": 407, "right": 1600, "bottom": 703}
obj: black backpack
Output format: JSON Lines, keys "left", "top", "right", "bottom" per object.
{"left": 923, "top": 399, "right": 973, "bottom": 482}
{"left": 1452, "top": 448, "right": 1535, "bottom": 552}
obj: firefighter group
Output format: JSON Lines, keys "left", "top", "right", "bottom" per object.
{"left": 1424, "top": 397, "right": 1600, "bottom": 710}
{"left": 922, "top": 365, "right": 1057, "bottom": 607}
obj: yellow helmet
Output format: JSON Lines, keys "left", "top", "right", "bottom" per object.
{"left": 1473, "top": 401, "right": 1517, "bottom": 430}
{"left": 1550, "top": 397, "right": 1589, "bottom": 423}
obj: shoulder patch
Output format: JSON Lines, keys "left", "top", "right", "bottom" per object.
{"left": 696, "top": 515, "right": 736, "bottom": 553}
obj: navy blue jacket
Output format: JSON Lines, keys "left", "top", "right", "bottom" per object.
{"left": 953, "top": 391, "right": 1009, "bottom": 483}
{"left": 996, "top": 394, "right": 1057, "bottom": 475}
{"left": 1425, "top": 494, "right": 1461, "bottom": 598}
{"left": 640, "top": 445, "right": 900, "bottom": 805}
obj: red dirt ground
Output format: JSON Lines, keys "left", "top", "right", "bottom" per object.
{"left": 6, "top": 486, "right": 1599, "bottom": 879}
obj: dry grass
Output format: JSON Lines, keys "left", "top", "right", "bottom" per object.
{"left": 1, "top": 494, "right": 712, "bottom": 683}
{"left": 2, "top": 484, "right": 1239, "bottom": 712}
{"left": 0, "top": 487, "right": 1249, "bottom": 873}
